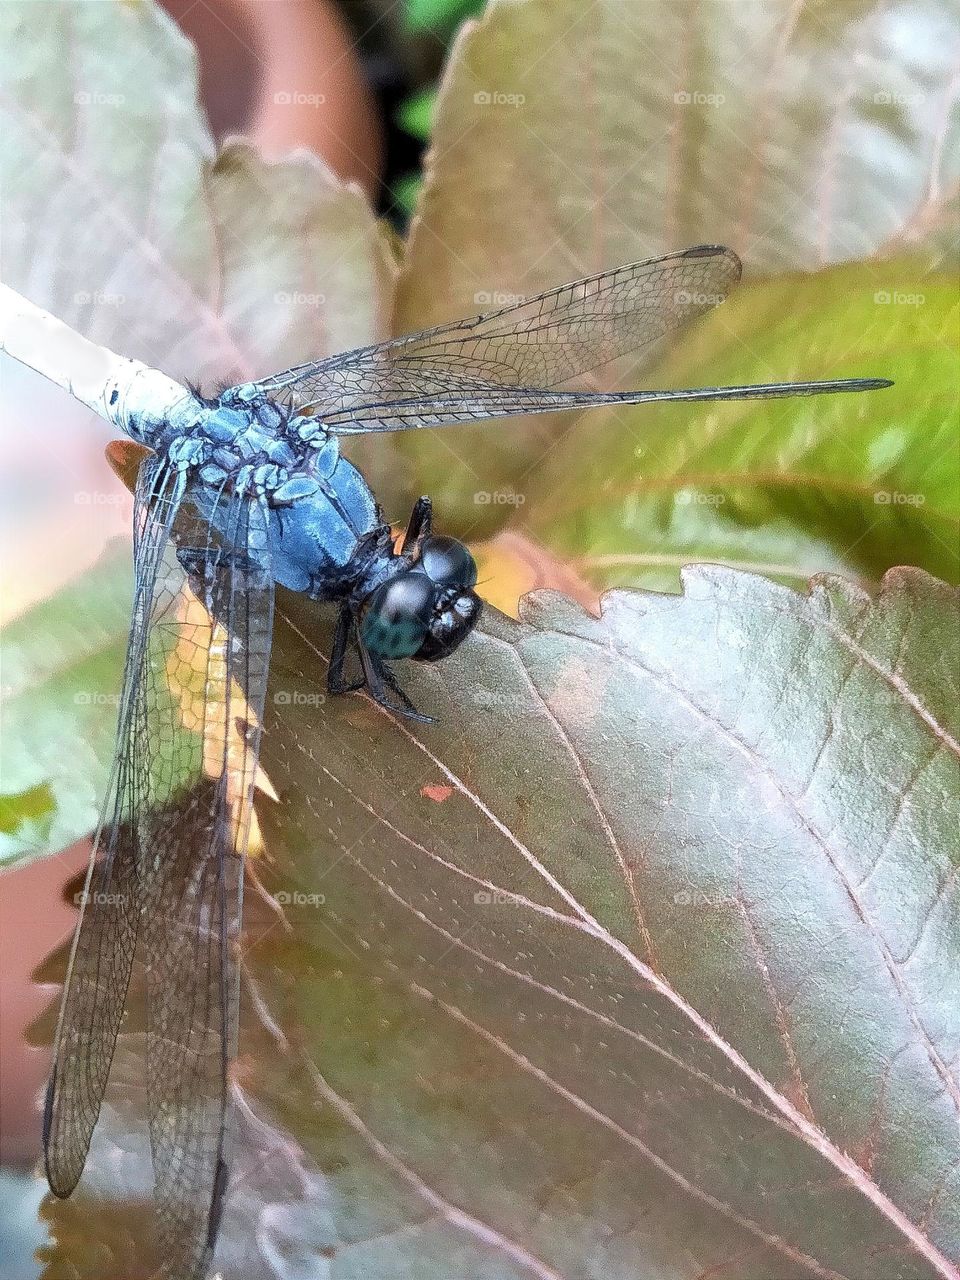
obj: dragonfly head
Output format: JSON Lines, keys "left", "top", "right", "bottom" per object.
{"left": 359, "top": 536, "right": 481, "bottom": 664}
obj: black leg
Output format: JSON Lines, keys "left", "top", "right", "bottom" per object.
{"left": 177, "top": 545, "right": 225, "bottom": 615}
{"left": 327, "top": 606, "right": 364, "bottom": 695}
{"left": 358, "top": 641, "right": 433, "bottom": 724}
{"left": 377, "top": 659, "right": 434, "bottom": 721}
{"left": 176, "top": 544, "right": 210, "bottom": 584}
{"left": 401, "top": 496, "right": 433, "bottom": 557}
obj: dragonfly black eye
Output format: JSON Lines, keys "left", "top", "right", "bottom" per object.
{"left": 418, "top": 535, "right": 477, "bottom": 589}
{"left": 360, "top": 572, "right": 434, "bottom": 659}
{"left": 413, "top": 588, "right": 482, "bottom": 663}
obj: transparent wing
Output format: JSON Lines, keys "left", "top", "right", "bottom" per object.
{"left": 44, "top": 455, "right": 184, "bottom": 1196}
{"left": 44, "top": 463, "right": 274, "bottom": 1280}
{"left": 237, "top": 243, "right": 889, "bottom": 434}
{"left": 310, "top": 376, "right": 894, "bottom": 434}
{"left": 138, "top": 484, "right": 274, "bottom": 1280}
{"left": 243, "top": 245, "right": 744, "bottom": 418}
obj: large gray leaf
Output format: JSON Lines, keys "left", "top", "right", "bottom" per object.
{"left": 401, "top": 0, "right": 958, "bottom": 304}
{"left": 39, "top": 566, "right": 959, "bottom": 1278}
{"left": 239, "top": 565, "right": 960, "bottom": 1279}
{"left": 0, "top": 0, "right": 396, "bottom": 622}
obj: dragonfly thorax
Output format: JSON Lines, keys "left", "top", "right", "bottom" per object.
{"left": 143, "top": 390, "right": 390, "bottom": 601}
{"left": 162, "top": 397, "right": 302, "bottom": 494}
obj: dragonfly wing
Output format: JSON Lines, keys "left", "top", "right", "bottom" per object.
{"left": 240, "top": 244, "right": 743, "bottom": 417}
{"left": 313, "top": 377, "right": 894, "bottom": 434}
{"left": 233, "top": 243, "right": 888, "bottom": 434}
{"left": 44, "top": 456, "right": 187, "bottom": 1195}
{"left": 136, "top": 486, "right": 274, "bottom": 1280}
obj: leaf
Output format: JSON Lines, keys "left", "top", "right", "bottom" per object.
{"left": 382, "top": 0, "right": 959, "bottom": 529}
{"left": 0, "top": 0, "right": 394, "bottom": 847}
{"left": 397, "top": 88, "right": 438, "bottom": 139}
{"left": 245, "top": 567, "right": 960, "bottom": 1278}
{"left": 0, "top": 544, "right": 130, "bottom": 867}
{"left": 404, "top": 0, "right": 485, "bottom": 34}
{"left": 404, "top": 0, "right": 958, "bottom": 295}
{"left": 0, "top": 0, "right": 396, "bottom": 617}
{"left": 473, "top": 529, "right": 599, "bottom": 617}
{"left": 391, "top": 172, "right": 425, "bottom": 217}
{"left": 39, "top": 566, "right": 960, "bottom": 1277}
{"left": 0, "top": 3, "right": 393, "bottom": 381}
{"left": 524, "top": 259, "right": 960, "bottom": 592}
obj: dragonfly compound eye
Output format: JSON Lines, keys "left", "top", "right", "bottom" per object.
{"left": 413, "top": 588, "right": 482, "bottom": 663}
{"left": 418, "top": 535, "right": 478, "bottom": 589}
{"left": 360, "top": 572, "right": 435, "bottom": 659}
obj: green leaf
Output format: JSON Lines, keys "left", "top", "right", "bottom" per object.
{"left": 0, "top": 545, "right": 130, "bottom": 867}
{"left": 397, "top": 89, "right": 438, "bottom": 140}
{"left": 40, "top": 567, "right": 960, "bottom": 1276}
{"left": 524, "top": 259, "right": 960, "bottom": 592}
{"left": 383, "top": 0, "right": 959, "bottom": 533}
{"left": 391, "top": 172, "right": 425, "bottom": 216}
{"left": 0, "top": 783, "right": 56, "bottom": 862}
{"left": 404, "top": 0, "right": 485, "bottom": 34}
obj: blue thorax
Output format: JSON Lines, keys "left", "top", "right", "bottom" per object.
{"left": 137, "top": 390, "right": 397, "bottom": 603}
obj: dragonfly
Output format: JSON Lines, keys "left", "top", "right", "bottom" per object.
{"left": 43, "top": 244, "right": 891, "bottom": 1279}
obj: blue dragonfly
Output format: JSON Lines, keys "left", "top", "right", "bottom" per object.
{"left": 42, "top": 245, "right": 891, "bottom": 1279}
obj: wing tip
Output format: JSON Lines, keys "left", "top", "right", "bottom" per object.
{"left": 682, "top": 243, "right": 742, "bottom": 278}
{"left": 42, "top": 1080, "right": 82, "bottom": 1198}
{"left": 836, "top": 377, "right": 894, "bottom": 391}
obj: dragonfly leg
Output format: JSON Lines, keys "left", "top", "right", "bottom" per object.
{"left": 176, "top": 544, "right": 210, "bottom": 595}
{"left": 401, "top": 496, "right": 432, "bottom": 557}
{"left": 377, "top": 659, "right": 435, "bottom": 723}
{"left": 358, "top": 639, "right": 433, "bottom": 724}
{"left": 327, "top": 605, "right": 364, "bottom": 695}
